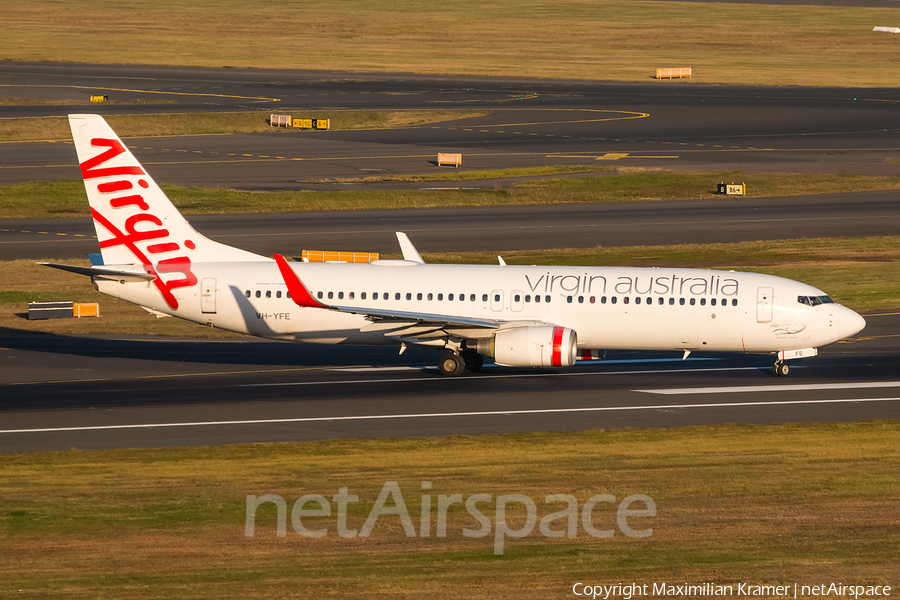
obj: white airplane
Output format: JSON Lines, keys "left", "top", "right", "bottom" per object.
{"left": 42, "top": 114, "right": 866, "bottom": 377}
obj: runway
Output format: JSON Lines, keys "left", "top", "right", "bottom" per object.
{"left": 3, "top": 190, "right": 900, "bottom": 260}
{"left": 3, "top": 62, "right": 900, "bottom": 189}
{"left": 0, "top": 312, "right": 897, "bottom": 453}
{"left": 1, "top": 63, "right": 898, "bottom": 453}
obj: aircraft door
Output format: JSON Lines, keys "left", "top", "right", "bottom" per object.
{"left": 491, "top": 289, "right": 504, "bottom": 312}
{"left": 201, "top": 278, "right": 217, "bottom": 314}
{"left": 757, "top": 286, "right": 773, "bottom": 323}
{"left": 511, "top": 290, "right": 524, "bottom": 312}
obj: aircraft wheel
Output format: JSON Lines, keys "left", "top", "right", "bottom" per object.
{"left": 463, "top": 352, "right": 484, "bottom": 372}
{"left": 439, "top": 353, "right": 466, "bottom": 377}
{"left": 772, "top": 362, "right": 790, "bottom": 377}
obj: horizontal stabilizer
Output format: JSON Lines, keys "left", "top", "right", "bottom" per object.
{"left": 38, "top": 262, "right": 157, "bottom": 282}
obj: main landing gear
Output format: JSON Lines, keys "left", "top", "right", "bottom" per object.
{"left": 772, "top": 361, "right": 790, "bottom": 377}
{"left": 438, "top": 351, "right": 484, "bottom": 376}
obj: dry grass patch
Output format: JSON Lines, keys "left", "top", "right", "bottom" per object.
{"left": 4, "top": 170, "right": 900, "bottom": 219}
{"left": 3, "top": 1, "right": 900, "bottom": 86}
{"left": 0, "top": 423, "right": 898, "bottom": 597}
{"left": 0, "top": 110, "right": 488, "bottom": 142}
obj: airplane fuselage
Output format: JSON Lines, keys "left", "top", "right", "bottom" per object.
{"left": 95, "top": 261, "right": 858, "bottom": 354}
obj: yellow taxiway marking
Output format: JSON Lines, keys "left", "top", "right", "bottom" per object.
{"left": 4, "top": 365, "right": 371, "bottom": 386}
{"left": 0, "top": 84, "right": 281, "bottom": 102}
{"left": 212, "top": 214, "right": 898, "bottom": 241}
{"left": 549, "top": 154, "right": 679, "bottom": 160}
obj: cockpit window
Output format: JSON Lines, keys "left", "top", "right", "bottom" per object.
{"left": 798, "top": 295, "right": 834, "bottom": 306}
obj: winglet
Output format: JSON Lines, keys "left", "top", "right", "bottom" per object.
{"left": 396, "top": 232, "right": 425, "bottom": 264}
{"left": 274, "top": 254, "right": 329, "bottom": 309}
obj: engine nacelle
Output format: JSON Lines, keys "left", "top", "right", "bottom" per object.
{"left": 478, "top": 326, "right": 578, "bottom": 368}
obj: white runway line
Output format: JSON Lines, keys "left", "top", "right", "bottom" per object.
{"left": 637, "top": 381, "right": 900, "bottom": 395}
{"left": 244, "top": 365, "right": 755, "bottom": 387}
{"left": 2, "top": 397, "right": 898, "bottom": 435}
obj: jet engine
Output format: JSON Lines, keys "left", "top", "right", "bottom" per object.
{"left": 477, "top": 326, "right": 578, "bottom": 368}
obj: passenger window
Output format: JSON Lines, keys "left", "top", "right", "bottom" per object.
{"left": 611, "top": 296, "right": 617, "bottom": 304}
{"left": 680, "top": 298, "right": 685, "bottom": 305}
{"left": 578, "top": 296, "right": 584, "bottom": 304}
{"left": 635, "top": 297, "right": 641, "bottom": 305}
{"left": 711, "top": 298, "right": 716, "bottom": 306}
{"left": 690, "top": 298, "right": 696, "bottom": 306}
{"left": 277, "top": 291, "right": 282, "bottom": 299}
{"left": 535, "top": 295, "right": 541, "bottom": 303}
{"left": 601, "top": 296, "right": 606, "bottom": 304}
{"left": 266, "top": 291, "right": 271, "bottom": 298}
{"left": 449, "top": 293, "right": 454, "bottom": 301}
{"left": 482, "top": 294, "right": 488, "bottom": 302}
{"left": 427, "top": 293, "right": 433, "bottom": 301}
{"left": 590, "top": 296, "right": 595, "bottom": 304}
{"left": 545, "top": 295, "right": 551, "bottom": 303}
{"left": 338, "top": 292, "right": 344, "bottom": 300}
{"left": 732, "top": 299, "right": 738, "bottom": 306}
{"left": 406, "top": 293, "right": 412, "bottom": 300}
{"left": 417, "top": 293, "right": 423, "bottom": 300}
{"left": 245, "top": 290, "right": 250, "bottom": 298}
{"left": 361, "top": 292, "right": 366, "bottom": 300}
{"left": 624, "top": 297, "right": 630, "bottom": 305}
{"left": 659, "top": 298, "right": 665, "bottom": 305}
{"left": 667, "top": 298, "right": 673, "bottom": 305}
{"left": 395, "top": 293, "right": 401, "bottom": 300}
{"left": 316, "top": 291, "right": 322, "bottom": 299}
{"left": 525, "top": 295, "right": 531, "bottom": 302}
{"left": 438, "top": 293, "right": 443, "bottom": 301}
{"left": 348, "top": 292, "right": 354, "bottom": 300}
{"left": 328, "top": 291, "right": 334, "bottom": 300}
{"left": 567, "top": 296, "right": 573, "bottom": 303}
{"left": 373, "top": 292, "right": 378, "bottom": 300}
{"left": 287, "top": 292, "right": 291, "bottom": 299}
{"left": 700, "top": 298, "right": 706, "bottom": 306}
{"left": 494, "top": 294, "right": 500, "bottom": 302}
{"left": 721, "top": 298, "right": 726, "bottom": 306}
{"left": 514, "top": 294, "right": 521, "bottom": 302}
{"left": 256, "top": 291, "right": 261, "bottom": 298}
{"left": 471, "top": 294, "right": 476, "bottom": 302}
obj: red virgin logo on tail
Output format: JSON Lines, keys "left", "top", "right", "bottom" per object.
{"left": 84, "top": 137, "right": 197, "bottom": 310}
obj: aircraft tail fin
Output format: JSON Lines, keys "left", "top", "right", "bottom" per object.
{"left": 68, "top": 114, "right": 264, "bottom": 267}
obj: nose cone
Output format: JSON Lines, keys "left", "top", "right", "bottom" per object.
{"left": 838, "top": 305, "right": 866, "bottom": 339}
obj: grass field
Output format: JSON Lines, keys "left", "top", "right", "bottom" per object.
{"left": 0, "top": 422, "right": 897, "bottom": 598}
{"left": 0, "top": 110, "right": 488, "bottom": 142}
{"left": 3, "top": 0, "right": 900, "bottom": 87}
{"left": 3, "top": 170, "right": 900, "bottom": 219}
{"left": 2, "top": 236, "right": 897, "bottom": 340}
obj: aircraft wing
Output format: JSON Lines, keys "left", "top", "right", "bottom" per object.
{"left": 274, "top": 254, "right": 549, "bottom": 341}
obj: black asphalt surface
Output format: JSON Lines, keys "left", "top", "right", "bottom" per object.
{"left": 1, "top": 63, "right": 898, "bottom": 452}
{"left": 2, "top": 190, "right": 900, "bottom": 260}
{"left": 3, "top": 62, "right": 900, "bottom": 189}
{"left": 0, "top": 312, "right": 897, "bottom": 453}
